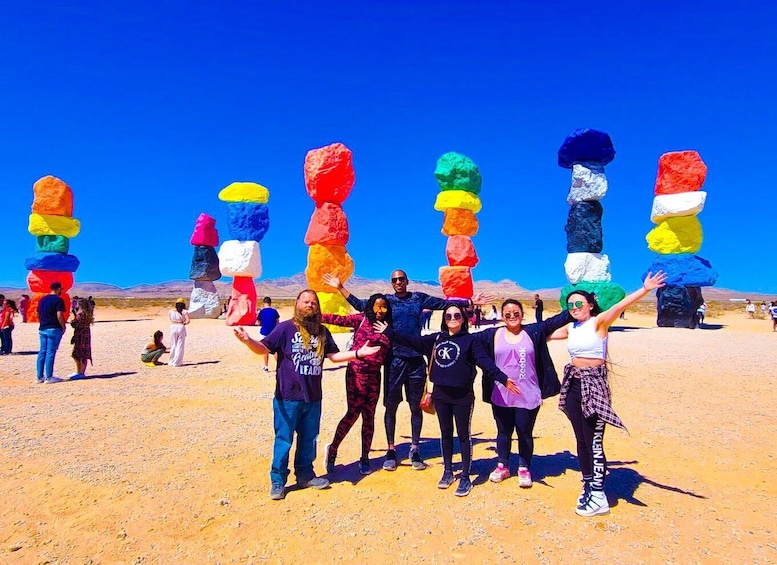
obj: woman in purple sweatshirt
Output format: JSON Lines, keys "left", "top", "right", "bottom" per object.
{"left": 376, "top": 304, "right": 519, "bottom": 496}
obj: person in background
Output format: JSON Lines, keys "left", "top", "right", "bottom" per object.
{"left": 760, "top": 302, "right": 767, "bottom": 319}
{"left": 745, "top": 300, "right": 755, "bottom": 319}
{"left": 257, "top": 296, "right": 280, "bottom": 372}
{"left": 19, "top": 294, "right": 30, "bottom": 323}
{"left": 485, "top": 305, "right": 499, "bottom": 324}
{"left": 768, "top": 302, "right": 777, "bottom": 332}
{"left": 69, "top": 297, "right": 93, "bottom": 379}
{"left": 473, "top": 305, "right": 482, "bottom": 329}
{"left": 168, "top": 298, "right": 190, "bottom": 367}
{"left": 36, "top": 282, "right": 67, "bottom": 383}
{"left": 422, "top": 309, "right": 433, "bottom": 330}
{"left": 532, "top": 294, "right": 544, "bottom": 323}
{"left": 1, "top": 299, "right": 18, "bottom": 355}
{"left": 141, "top": 331, "right": 168, "bottom": 366}
{"left": 696, "top": 302, "right": 707, "bottom": 326}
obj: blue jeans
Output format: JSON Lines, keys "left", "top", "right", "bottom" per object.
{"left": 0, "top": 326, "right": 12, "bottom": 354}
{"left": 271, "top": 398, "right": 322, "bottom": 486}
{"left": 37, "top": 328, "right": 64, "bottom": 380}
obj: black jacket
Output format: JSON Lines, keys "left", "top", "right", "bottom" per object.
{"left": 474, "top": 309, "right": 572, "bottom": 403}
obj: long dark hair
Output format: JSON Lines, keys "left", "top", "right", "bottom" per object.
{"left": 4, "top": 299, "right": 18, "bottom": 313}
{"left": 153, "top": 330, "right": 164, "bottom": 347}
{"left": 564, "top": 289, "right": 602, "bottom": 316}
{"left": 364, "top": 293, "right": 392, "bottom": 326}
{"left": 440, "top": 304, "right": 468, "bottom": 334}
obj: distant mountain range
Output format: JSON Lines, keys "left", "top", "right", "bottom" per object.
{"left": 1, "top": 275, "right": 771, "bottom": 301}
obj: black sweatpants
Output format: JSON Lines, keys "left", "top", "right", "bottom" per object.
{"left": 491, "top": 404, "right": 541, "bottom": 469}
{"left": 435, "top": 400, "right": 474, "bottom": 475}
{"left": 563, "top": 377, "right": 607, "bottom": 491}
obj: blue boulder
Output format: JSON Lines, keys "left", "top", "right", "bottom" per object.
{"left": 226, "top": 202, "right": 270, "bottom": 243}
{"left": 558, "top": 128, "right": 616, "bottom": 169}
{"left": 645, "top": 254, "right": 718, "bottom": 287}
{"left": 189, "top": 245, "right": 221, "bottom": 281}
{"left": 565, "top": 201, "right": 603, "bottom": 253}
{"left": 24, "top": 252, "right": 80, "bottom": 273}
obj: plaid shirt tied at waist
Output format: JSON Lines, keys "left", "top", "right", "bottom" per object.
{"left": 559, "top": 363, "right": 627, "bottom": 432}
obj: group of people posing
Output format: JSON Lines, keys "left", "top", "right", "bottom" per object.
{"left": 234, "top": 268, "right": 667, "bottom": 517}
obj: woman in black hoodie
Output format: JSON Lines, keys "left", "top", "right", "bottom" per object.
{"left": 375, "top": 303, "right": 519, "bottom": 497}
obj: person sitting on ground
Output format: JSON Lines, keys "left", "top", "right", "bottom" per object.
{"left": 257, "top": 296, "right": 280, "bottom": 372}
{"left": 141, "top": 331, "right": 168, "bottom": 366}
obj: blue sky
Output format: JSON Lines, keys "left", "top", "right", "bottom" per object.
{"left": 2, "top": 1, "right": 775, "bottom": 293}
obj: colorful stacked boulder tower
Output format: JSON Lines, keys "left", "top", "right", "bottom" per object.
{"left": 557, "top": 129, "right": 625, "bottom": 310}
{"left": 25, "top": 176, "right": 81, "bottom": 322}
{"left": 645, "top": 151, "right": 717, "bottom": 327}
{"left": 217, "top": 183, "right": 270, "bottom": 326}
{"left": 303, "top": 142, "right": 355, "bottom": 332}
{"left": 433, "top": 152, "right": 481, "bottom": 299}
{"left": 188, "top": 213, "right": 222, "bottom": 319}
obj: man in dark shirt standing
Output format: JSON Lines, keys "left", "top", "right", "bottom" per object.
{"left": 325, "top": 270, "right": 489, "bottom": 472}
{"left": 532, "top": 294, "right": 544, "bottom": 323}
{"left": 36, "top": 282, "right": 67, "bottom": 383}
{"left": 256, "top": 296, "right": 280, "bottom": 372}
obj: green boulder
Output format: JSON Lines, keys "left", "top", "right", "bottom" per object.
{"left": 434, "top": 152, "right": 482, "bottom": 194}
{"left": 36, "top": 235, "right": 69, "bottom": 254}
{"left": 559, "top": 281, "right": 626, "bottom": 312}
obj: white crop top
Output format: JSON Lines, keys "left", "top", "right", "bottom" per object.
{"left": 567, "top": 317, "right": 607, "bottom": 360}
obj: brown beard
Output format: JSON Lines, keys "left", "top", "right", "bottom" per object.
{"left": 293, "top": 307, "right": 325, "bottom": 357}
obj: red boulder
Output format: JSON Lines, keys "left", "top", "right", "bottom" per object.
{"left": 27, "top": 270, "right": 74, "bottom": 293}
{"left": 654, "top": 151, "right": 707, "bottom": 195}
{"left": 445, "top": 236, "right": 479, "bottom": 267}
{"left": 225, "top": 276, "right": 257, "bottom": 326}
{"left": 304, "top": 203, "right": 349, "bottom": 245}
{"left": 304, "top": 143, "right": 355, "bottom": 205}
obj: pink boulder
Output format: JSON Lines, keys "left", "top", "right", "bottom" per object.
{"left": 304, "top": 203, "right": 349, "bottom": 245}
{"left": 439, "top": 266, "right": 473, "bottom": 299}
{"left": 654, "top": 151, "right": 707, "bottom": 195}
{"left": 445, "top": 236, "right": 479, "bottom": 267}
{"left": 190, "top": 213, "right": 220, "bottom": 247}
{"left": 304, "top": 143, "right": 355, "bottom": 205}
{"left": 225, "top": 276, "right": 257, "bottom": 326}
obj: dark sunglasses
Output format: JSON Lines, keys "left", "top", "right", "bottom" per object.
{"left": 566, "top": 301, "right": 585, "bottom": 310}
{"left": 503, "top": 312, "right": 521, "bottom": 320}
{"left": 444, "top": 312, "right": 463, "bottom": 321}
{"left": 391, "top": 276, "right": 407, "bottom": 283}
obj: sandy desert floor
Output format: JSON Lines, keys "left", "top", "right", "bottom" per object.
{"left": 0, "top": 306, "right": 775, "bottom": 564}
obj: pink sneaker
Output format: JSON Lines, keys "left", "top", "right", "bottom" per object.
{"left": 518, "top": 467, "right": 532, "bottom": 488}
{"left": 489, "top": 463, "right": 510, "bottom": 483}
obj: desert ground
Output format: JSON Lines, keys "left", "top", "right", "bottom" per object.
{"left": 1, "top": 304, "right": 775, "bottom": 564}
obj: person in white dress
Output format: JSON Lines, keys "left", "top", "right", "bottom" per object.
{"left": 168, "top": 298, "right": 190, "bottom": 366}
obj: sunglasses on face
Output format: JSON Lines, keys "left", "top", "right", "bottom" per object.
{"left": 503, "top": 312, "right": 521, "bottom": 320}
{"left": 372, "top": 305, "right": 388, "bottom": 313}
{"left": 567, "top": 301, "right": 585, "bottom": 310}
{"left": 391, "top": 277, "right": 407, "bottom": 283}
{"left": 444, "top": 312, "right": 463, "bottom": 321}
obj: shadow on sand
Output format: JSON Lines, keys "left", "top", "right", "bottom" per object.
{"left": 68, "top": 371, "right": 137, "bottom": 381}
{"left": 93, "top": 318, "right": 153, "bottom": 323}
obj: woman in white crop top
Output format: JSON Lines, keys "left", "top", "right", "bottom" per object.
{"left": 549, "top": 271, "right": 667, "bottom": 518}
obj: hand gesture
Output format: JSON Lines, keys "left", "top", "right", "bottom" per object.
{"left": 323, "top": 274, "right": 342, "bottom": 289}
{"left": 373, "top": 321, "right": 389, "bottom": 333}
{"left": 233, "top": 326, "right": 250, "bottom": 343}
{"left": 643, "top": 271, "right": 668, "bottom": 292}
{"left": 358, "top": 343, "right": 381, "bottom": 358}
{"left": 505, "top": 379, "right": 522, "bottom": 395}
{"left": 472, "top": 291, "right": 495, "bottom": 306}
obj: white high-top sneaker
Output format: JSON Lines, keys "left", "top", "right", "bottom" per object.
{"left": 575, "top": 490, "right": 610, "bottom": 517}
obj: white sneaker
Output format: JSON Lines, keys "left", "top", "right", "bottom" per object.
{"left": 575, "top": 490, "right": 610, "bottom": 517}
{"left": 44, "top": 376, "right": 63, "bottom": 384}
{"left": 517, "top": 467, "right": 532, "bottom": 488}
{"left": 489, "top": 463, "right": 510, "bottom": 483}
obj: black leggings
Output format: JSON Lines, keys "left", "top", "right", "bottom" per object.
{"left": 491, "top": 404, "right": 540, "bottom": 468}
{"left": 435, "top": 400, "right": 474, "bottom": 475}
{"left": 563, "top": 377, "right": 607, "bottom": 491}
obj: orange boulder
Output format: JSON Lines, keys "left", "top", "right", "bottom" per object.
{"left": 654, "top": 151, "right": 707, "bottom": 195}
{"left": 304, "top": 203, "right": 349, "bottom": 246}
{"left": 27, "top": 292, "right": 70, "bottom": 323}
{"left": 439, "top": 266, "right": 473, "bottom": 299}
{"left": 441, "top": 209, "right": 478, "bottom": 236}
{"left": 27, "top": 270, "right": 74, "bottom": 293}
{"left": 305, "top": 244, "right": 354, "bottom": 291}
{"left": 31, "top": 176, "right": 74, "bottom": 216}
{"left": 445, "top": 236, "right": 479, "bottom": 267}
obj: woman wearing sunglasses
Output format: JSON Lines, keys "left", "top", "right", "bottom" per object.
{"left": 320, "top": 294, "right": 393, "bottom": 476}
{"left": 549, "top": 271, "right": 667, "bottom": 517}
{"left": 375, "top": 304, "right": 519, "bottom": 496}
{"left": 473, "top": 299, "right": 572, "bottom": 489}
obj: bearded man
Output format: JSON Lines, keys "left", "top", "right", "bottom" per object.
{"left": 234, "top": 289, "right": 380, "bottom": 500}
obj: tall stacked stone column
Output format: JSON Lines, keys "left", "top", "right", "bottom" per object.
{"left": 25, "top": 176, "right": 81, "bottom": 322}
{"left": 557, "top": 129, "right": 625, "bottom": 310}
{"left": 188, "top": 213, "right": 222, "bottom": 319}
{"left": 217, "top": 183, "right": 270, "bottom": 326}
{"left": 645, "top": 151, "right": 717, "bottom": 327}
{"left": 303, "top": 142, "right": 355, "bottom": 331}
{"left": 433, "top": 152, "right": 482, "bottom": 299}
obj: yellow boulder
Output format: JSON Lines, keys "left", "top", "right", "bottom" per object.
{"left": 218, "top": 182, "right": 270, "bottom": 204}
{"left": 433, "top": 190, "right": 482, "bottom": 213}
{"left": 646, "top": 216, "right": 702, "bottom": 254}
{"left": 28, "top": 213, "right": 81, "bottom": 238}
{"left": 305, "top": 244, "right": 355, "bottom": 291}
{"left": 318, "top": 291, "right": 352, "bottom": 333}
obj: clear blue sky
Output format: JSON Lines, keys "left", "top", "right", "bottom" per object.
{"left": 2, "top": 1, "right": 775, "bottom": 293}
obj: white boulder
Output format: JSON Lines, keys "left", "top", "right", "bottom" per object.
{"left": 565, "top": 252, "right": 612, "bottom": 284}
{"left": 217, "top": 240, "right": 262, "bottom": 278}
{"left": 651, "top": 191, "right": 706, "bottom": 223}
{"left": 567, "top": 162, "right": 608, "bottom": 203}
{"left": 188, "top": 281, "right": 222, "bottom": 319}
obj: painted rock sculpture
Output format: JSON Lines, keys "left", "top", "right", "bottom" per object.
{"left": 188, "top": 213, "right": 221, "bottom": 319}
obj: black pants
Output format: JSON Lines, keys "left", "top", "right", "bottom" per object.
{"left": 435, "top": 400, "right": 474, "bottom": 475}
{"left": 491, "top": 404, "right": 540, "bottom": 469}
{"left": 563, "top": 377, "right": 607, "bottom": 491}
{"left": 384, "top": 356, "right": 426, "bottom": 446}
